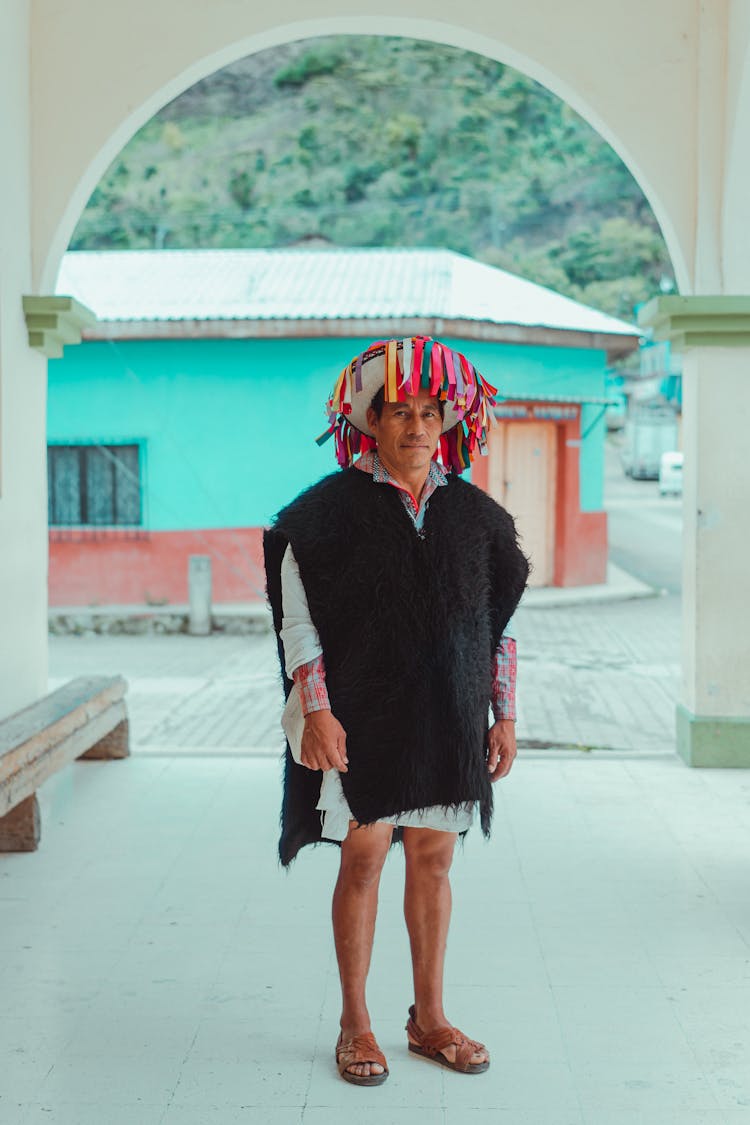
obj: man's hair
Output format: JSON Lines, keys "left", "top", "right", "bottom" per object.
{"left": 369, "top": 385, "right": 445, "bottom": 420}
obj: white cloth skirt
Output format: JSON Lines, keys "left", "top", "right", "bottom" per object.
{"left": 316, "top": 768, "right": 474, "bottom": 842}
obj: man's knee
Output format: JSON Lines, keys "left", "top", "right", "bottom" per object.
{"left": 403, "top": 829, "right": 456, "bottom": 881}
{"left": 339, "top": 823, "right": 391, "bottom": 890}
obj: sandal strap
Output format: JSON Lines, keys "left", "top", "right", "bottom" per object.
{"left": 420, "top": 1026, "right": 464, "bottom": 1055}
{"left": 406, "top": 1006, "right": 487, "bottom": 1072}
{"left": 453, "top": 1033, "right": 486, "bottom": 1071}
{"left": 336, "top": 1031, "right": 388, "bottom": 1074}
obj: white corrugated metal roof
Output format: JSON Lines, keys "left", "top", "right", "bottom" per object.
{"left": 56, "top": 247, "right": 638, "bottom": 337}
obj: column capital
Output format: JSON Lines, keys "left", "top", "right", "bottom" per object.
{"left": 22, "top": 295, "right": 96, "bottom": 359}
{"left": 638, "top": 294, "right": 750, "bottom": 348}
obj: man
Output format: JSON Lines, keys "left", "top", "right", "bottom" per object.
{"left": 264, "top": 336, "right": 528, "bottom": 1086}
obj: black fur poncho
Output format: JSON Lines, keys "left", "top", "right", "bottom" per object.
{"left": 264, "top": 467, "right": 529, "bottom": 866}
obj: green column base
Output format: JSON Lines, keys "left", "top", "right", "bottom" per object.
{"left": 676, "top": 704, "right": 750, "bottom": 767}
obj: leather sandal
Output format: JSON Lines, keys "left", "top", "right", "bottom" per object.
{"left": 335, "top": 1030, "right": 389, "bottom": 1086}
{"left": 406, "top": 1004, "right": 490, "bottom": 1074}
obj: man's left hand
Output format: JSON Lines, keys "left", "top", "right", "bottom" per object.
{"left": 487, "top": 719, "right": 517, "bottom": 781}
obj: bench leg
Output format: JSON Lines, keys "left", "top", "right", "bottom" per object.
{"left": 0, "top": 793, "right": 41, "bottom": 852}
{"left": 78, "top": 718, "right": 130, "bottom": 760}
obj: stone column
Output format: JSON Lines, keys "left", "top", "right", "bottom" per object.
{"left": 0, "top": 1, "right": 49, "bottom": 720}
{"left": 0, "top": 6, "right": 98, "bottom": 723}
{"left": 640, "top": 296, "right": 750, "bottom": 766}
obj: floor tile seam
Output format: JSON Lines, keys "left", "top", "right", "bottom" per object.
{"left": 45, "top": 938, "right": 138, "bottom": 1054}
{"left": 193, "top": 876, "right": 271, "bottom": 1023}
{"left": 567, "top": 1067, "right": 727, "bottom": 1115}
{"left": 619, "top": 759, "right": 750, "bottom": 921}
{"left": 26, "top": 842, "right": 152, "bottom": 1002}
{"left": 303, "top": 938, "right": 338, "bottom": 1112}
{"left": 668, "top": 971, "right": 750, "bottom": 1057}
{"left": 22, "top": 1098, "right": 308, "bottom": 1113}
{"left": 122, "top": 763, "right": 241, "bottom": 951}
{"left": 17, "top": 1099, "right": 171, "bottom": 1108}
{"left": 157, "top": 1012, "right": 205, "bottom": 1121}
{"left": 526, "top": 901, "right": 586, "bottom": 1122}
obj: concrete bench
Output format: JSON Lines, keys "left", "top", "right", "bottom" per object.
{"left": 0, "top": 675, "right": 129, "bottom": 852}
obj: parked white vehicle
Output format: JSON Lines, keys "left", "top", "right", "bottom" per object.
{"left": 659, "top": 451, "right": 683, "bottom": 496}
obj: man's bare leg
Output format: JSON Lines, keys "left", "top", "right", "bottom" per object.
{"left": 332, "top": 819, "right": 393, "bottom": 1078}
{"left": 402, "top": 827, "right": 488, "bottom": 1066}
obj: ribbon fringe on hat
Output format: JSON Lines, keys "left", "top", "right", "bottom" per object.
{"left": 316, "top": 337, "right": 498, "bottom": 473}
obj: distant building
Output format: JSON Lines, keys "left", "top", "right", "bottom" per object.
{"left": 623, "top": 338, "right": 683, "bottom": 409}
{"left": 48, "top": 247, "right": 639, "bottom": 606}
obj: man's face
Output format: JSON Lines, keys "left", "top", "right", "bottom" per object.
{"left": 365, "top": 387, "right": 443, "bottom": 478}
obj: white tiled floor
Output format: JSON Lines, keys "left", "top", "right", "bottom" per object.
{"left": 2, "top": 752, "right": 750, "bottom": 1124}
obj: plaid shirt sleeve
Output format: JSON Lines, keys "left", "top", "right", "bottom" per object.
{"left": 292, "top": 654, "right": 331, "bottom": 716}
{"left": 491, "top": 635, "right": 517, "bottom": 722}
{"left": 293, "top": 629, "right": 516, "bottom": 720}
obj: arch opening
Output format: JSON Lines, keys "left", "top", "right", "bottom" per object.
{"left": 42, "top": 16, "right": 687, "bottom": 293}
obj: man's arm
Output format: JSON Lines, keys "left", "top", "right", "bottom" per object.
{"left": 280, "top": 544, "right": 348, "bottom": 772}
{"left": 292, "top": 654, "right": 330, "bottom": 714}
{"left": 292, "top": 657, "right": 348, "bottom": 772}
{"left": 491, "top": 634, "right": 517, "bottom": 722}
{"left": 487, "top": 634, "right": 517, "bottom": 781}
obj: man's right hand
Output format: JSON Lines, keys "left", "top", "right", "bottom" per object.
{"left": 300, "top": 709, "right": 348, "bottom": 772}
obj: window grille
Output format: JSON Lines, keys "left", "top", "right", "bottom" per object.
{"left": 48, "top": 444, "right": 142, "bottom": 527}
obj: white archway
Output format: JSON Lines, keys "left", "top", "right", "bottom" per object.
{"left": 35, "top": 7, "right": 693, "bottom": 293}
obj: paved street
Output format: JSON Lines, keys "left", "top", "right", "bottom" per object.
{"left": 48, "top": 591, "right": 681, "bottom": 759}
{"left": 605, "top": 434, "right": 683, "bottom": 595}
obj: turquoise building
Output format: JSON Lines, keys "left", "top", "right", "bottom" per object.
{"left": 48, "top": 248, "right": 639, "bottom": 605}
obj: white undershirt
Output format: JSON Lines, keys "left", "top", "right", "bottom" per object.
{"left": 279, "top": 543, "right": 323, "bottom": 675}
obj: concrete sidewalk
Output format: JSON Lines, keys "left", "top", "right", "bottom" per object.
{"left": 2, "top": 751, "right": 750, "bottom": 1123}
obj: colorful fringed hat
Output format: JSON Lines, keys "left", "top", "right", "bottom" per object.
{"left": 317, "top": 337, "right": 497, "bottom": 473}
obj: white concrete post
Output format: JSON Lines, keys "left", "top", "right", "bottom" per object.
{"left": 640, "top": 297, "right": 750, "bottom": 765}
{"left": 678, "top": 345, "right": 750, "bottom": 762}
{"left": 188, "top": 555, "right": 212, "bottom": 636}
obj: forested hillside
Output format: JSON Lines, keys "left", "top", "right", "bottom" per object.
{"left": 71, "top": 36, "right": 675, "bottom": 319}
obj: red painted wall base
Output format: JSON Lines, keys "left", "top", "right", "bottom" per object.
{"left": 48, "top": 527, "right": 267, "bottom": 606}
{"left": 554, "top": 509, "right": 608, "bottom": 586}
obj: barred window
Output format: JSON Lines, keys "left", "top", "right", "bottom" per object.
{"left": 47, "top": 444, "right": 142, "bottom": 527}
